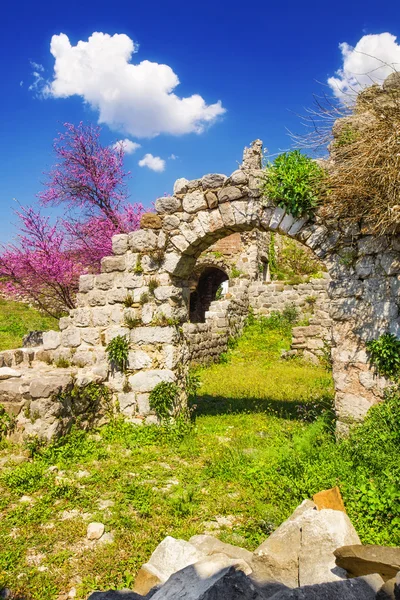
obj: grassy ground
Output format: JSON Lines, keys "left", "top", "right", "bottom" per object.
{"left": 0, "top": 316, "right": 399, "bottom": 599}
{"left": 0, "top": 299, "right": 58, "bottom": 351}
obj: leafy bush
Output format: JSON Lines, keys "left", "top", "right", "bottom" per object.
{"left": 0, "top": 404, "right": 15, "bottom": 440}
{"left": 366, "top": 333, "right": 400, "bottom": 380}
{"left": 106, "top": 335, "right": 129, "bottom": 372}
{"left": 149, "top": 381, "right": 180, "bottom": 421}
{"left": 262, "top": 150, "right": 326, "bottom": 217}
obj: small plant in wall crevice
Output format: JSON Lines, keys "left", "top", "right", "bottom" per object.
{"left": 366, "top": 333, "right": 400, "bottom": 380}
{"left": 149, "top": 381, "right": 180, "bottom": 421}
{"left": 106, "top": 335, "right": 129, "bottom": 372}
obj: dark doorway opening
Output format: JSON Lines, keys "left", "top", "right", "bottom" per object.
{"left": 189, "top": 267, "right": 229, "bottom": 323}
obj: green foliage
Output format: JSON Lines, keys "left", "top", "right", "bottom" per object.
{"left": 106, "top": 335, "right": 129, "bottom": 372}
{"left": 57, "top": 382, "right": 114, "bottom": 423}
{"left": 366, "top": 333, "right": 400, "bottom": 380}
{"left": 149, "top": 381, "right": 180, "bottom": 420}
{"left": 262, "top": 150, "right": 326, "bottom": 217}
{"left": 152, "top": 314, "right": 179, "bottom": 327}
{"left": 338, "top": 248, "right": 357, "bottom": 267}
{"left": 268, "top": 234, "right": 277, "bottom": 277}
{"left": 123, "top": 294, "right": 135, "bottom": 308}
{"left": 0, "top": 298, "right": 58, "bottom": 351}
{"left": 124, "top": 314, "right": 141, "bottom": 329}
{"left": 269, "top": 237, "right": 322, "bottom": 283}
{"left": 2, "top": 461, "right": 48, "bottom": 494}
{"left": 334, "top": 124, "right": 359, "bottom": 147}
{"left": 215, "top": 284, "right": 223, "bottom": 300}
{"left": 230, "top": 266, "right": 243, "bottom": 279}
{"left": 0, "top": 404, "right": 15, "bottom": 440}
{"left": 148, "top": 278, "right": 159, "bottom": 295}
{"left": 139, "top": 292, "right": 149, "bottom": 305}
{"left": 133, "top": 256, "right": 143, "bottom": 274}
{"left": 54, "top": 356, "right": 71, "bottom": 368}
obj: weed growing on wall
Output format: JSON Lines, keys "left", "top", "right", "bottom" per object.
{"left": 149, "top": 381, "right": 180, "bottom": 421}
{"left": 106, "top": 335, "right": 129, "bottom": 372}
{"left": 366, "top": 333, "right": 400, "bottom": 380}
{"left": 262, "top": 150, "right": 326, "bottom": 217}
{"left": 0, "top": 404, "right": 15, "bottom": 440}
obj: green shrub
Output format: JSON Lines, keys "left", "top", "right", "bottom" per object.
{"left": 262, "top": 150, "right": 326, "bottom": 217}
{"left": 106, "top": 335, "right": 129, "bottom": 372}
{"left": 366, "top": 333, "right": 400, "bottom": 380}
{"left": 149, "top": 381, "right": 180, "bottom": 421}
{"left": 0, "top": 404, "right": 15, "bottom": 440}
{"left": 2, "top": 461, "right": 48, "bottom": 494}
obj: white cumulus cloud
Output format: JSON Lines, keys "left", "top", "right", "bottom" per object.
{"left": 328, "top": 32, "right": 400, "bottom": 102}
{"left": 112, "top": 139, "right": 141, "bottom": 154}
{"left": 138, "top": 153, "right": 165, "bottom": 172}
{"left": 41, "top": 31, "right": 225, "bottom": 138}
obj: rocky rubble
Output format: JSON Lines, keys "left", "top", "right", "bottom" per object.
{"left": 87, "top": 500, "right": 400, "bottom": 600}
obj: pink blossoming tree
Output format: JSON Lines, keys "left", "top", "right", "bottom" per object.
{"left": 0, "top": 123, "right": 144, "bottom": 316}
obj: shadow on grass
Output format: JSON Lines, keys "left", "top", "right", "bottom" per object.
{"left": 192, "top": 393, "right": 334, "bottom": 421}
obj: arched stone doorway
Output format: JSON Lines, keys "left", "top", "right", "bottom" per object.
{"left": 189, "top": 266, "right": 229, "bottom": 323}
{"left": 7, "top": 139, "right": 400, "bottom": 439}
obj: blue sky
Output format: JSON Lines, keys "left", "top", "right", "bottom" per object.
{"left": 1, "top": 0, "right": 399, "bottom": 242}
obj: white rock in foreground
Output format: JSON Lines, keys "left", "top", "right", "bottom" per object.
{"left": 87, "top": 522, "right": 105, "bottom": 540}
{"left": 0, "top": 367, "right": 21, "bottom": 380}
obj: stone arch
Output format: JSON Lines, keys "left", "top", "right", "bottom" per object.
{"left": 3, "top": 140, "right": 400, "bottom": 439}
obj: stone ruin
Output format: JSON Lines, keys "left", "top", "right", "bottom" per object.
{"left": 1, "top": 137, "right": 400, "bottom": 439}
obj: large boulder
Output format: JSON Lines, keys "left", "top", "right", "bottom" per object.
{"left": 133, "top": 536, "right": 204, "bottom": 596}
{"left": 252, "top": 500, "right": 315, "bottom": 588}
{"left": 189, "top": 534, "right": 253, "bottom": 563}
{"left": 298, "top": 508, "right": 361, "bottom": 586}
{"left": 334, "top": 545, "right": 400, "bottom": 581}
{"left": 252, "top": 501, "right": 360, "bottom": 588}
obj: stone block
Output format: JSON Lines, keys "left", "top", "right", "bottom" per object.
{"left": 95, "top": 273, "right": 116, "bottom": 291}
{"left": 201, "top": 173, "right": 227, "bottom": 189}
{"left": 104, "top": 327, "right": 129, "bottom": 345}
{"left": 217, "top": 186, "right": 244, "bottom": 203}
{"left": 29, "top": 374, "right": 72, "bottom": 399}
{"left": 88, "top": 291, "right": 107, "bottom": 307}
{"left": 79, "top": 274, "right": 95, "bottom": 293}
{"left": 155, "top": 196, "right": 182, "bottom": 214}
{"left": 140, "top": 213, "right": 162, "bottom": 229}
{"left": 129, "top": 230, "right": 159, "bottom": 252}
{"left": 42, "top": 331, "right": 61, "bottom": 350}
{"left": 129, "top": 369, "right": 175, "bottom": 392}
{"left": 334, "top": 544, "right": 400, "bottom": 581}
{"left": 112, "top": 234, "right": 128, "bottom": 255}
{"left": 128, "top": 350, "right": 152, "bottom": 370}
{"left": 173, "top": 178, "right": 189, "bottom": 195}
{"left": 269, "top": 207, "right": 286, "bottom": 230}
{"left": 72, "top": 308, "right": 92, "bottom": 327}
{"left": 81, "top": 328, "right": 101, "bottom": 346}
{"left": 205, "top": 191, "right": 218, "bottom": 209}
{"left": 130, "top": 326, "right": 178, "bottom": 345}
{"left": 230, "top": 169, "right": 248, "bottom": 185}
{"left": 61, "top": 328, "right": 81, "bottom": 348}
{"left": 182, "top": 190, "right": 208, "bottom": 214}
{"left": 218, "top": 202, "right": 236, "bottom": 227}
{"left": 101, "top": 255, "right": 126, "bottom": 273}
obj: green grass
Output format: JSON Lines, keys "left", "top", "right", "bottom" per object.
{"left": 0, "top": 298, "right": 58, "bottom": 351}
{"left": 0, "top": 316, "right": 399, "bottom": 599}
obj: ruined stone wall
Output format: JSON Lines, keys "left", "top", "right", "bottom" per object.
{"left": 2, "top": 137, "right": 400, "bottom": 440}
{"left": 248, "top": 276, "right": 330, "bottom": 317}
{"left": 184, "top": 281, "right": 249, "bottom": 365}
